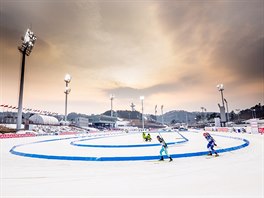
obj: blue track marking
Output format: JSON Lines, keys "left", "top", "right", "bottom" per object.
{"left": 70, "top": 132, "right": 188, "bottom": 148}
{"left": 9, "top": 132, "right": 249, "bottom": 161}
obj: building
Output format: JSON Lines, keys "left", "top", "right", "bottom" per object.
{"left": 75, "top": 117, "right": 90, "bottom": 128}
{"left": 88, "top": 114, "right": 117, "bottom": 128}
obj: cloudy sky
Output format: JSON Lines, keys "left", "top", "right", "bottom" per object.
{"left": 0, "top": 0, "right": 263, "bottom": 115}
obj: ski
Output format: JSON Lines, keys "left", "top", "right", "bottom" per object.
{"left": 205, "top": 154, "right": 220, "bottom": 159}
{"left": 153, "top": 160, "right": 174, "bottom": 164}
{"left": 145, "top": 159, "right": 174, "bottom": 163}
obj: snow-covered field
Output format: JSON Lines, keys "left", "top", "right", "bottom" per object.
{"left": 1, "top": 130, "right": 263, "bottom": 198}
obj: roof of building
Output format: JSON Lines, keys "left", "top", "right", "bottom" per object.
{"left": 29, "top": 114, "right": 59, "bottom": 125}
{"left": 88, "top": 114, "right": 117, "bottom": 124}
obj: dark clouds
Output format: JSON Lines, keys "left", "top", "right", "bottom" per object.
{"left": 211, "top": 33, "right": 264, "bottom": 81}
{"left": 1, "top": 0, "right": 263, "bottom": 113}
{"left": 156, "top": 0, "right": 264, "bottom": 82}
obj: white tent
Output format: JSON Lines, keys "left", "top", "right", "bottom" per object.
{"left": 29, "top": 114, "right": 59, "bottom": 125}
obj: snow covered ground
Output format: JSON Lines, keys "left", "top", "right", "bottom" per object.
{"left": 1, "top": 130, "right": 263, "bottom": 198}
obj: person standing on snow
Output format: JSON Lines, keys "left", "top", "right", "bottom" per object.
{"left": 142, "top": 132, "right": 146, "bottom": 141}
{"left": 146, "top": 133, "right": 152, "bottom": 141}
{"left": 203, "top": 132, "right": 219, "bottom": 156}
{"left": 157, "top": 135, "right": 173, "bottom": 161}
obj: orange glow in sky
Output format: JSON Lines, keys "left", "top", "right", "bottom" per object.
{"left": 1, "top": 1, "right": 263, "bottom": 115}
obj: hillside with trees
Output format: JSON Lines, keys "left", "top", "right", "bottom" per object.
{"left": 65, "top": 103, "right": 263, "bottom": 126}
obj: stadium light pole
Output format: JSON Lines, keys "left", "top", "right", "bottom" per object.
{"left": 140, "top": 96, "right": 145, "bottom": 130}
{"left": 204, "top": 108, "right": 207, "bottom": 124}
{"left": 217, "top": 84, "right": 226, "bottom": 127}
{"left": 235, "top": 109, "right": 240, "bottom": 123}
{"left": 64, "top": 74, "right": 71, "bottom": 122}
{"left": 251, "top": 109, "right": 256, "bottom": 119}
{"left": 201, "top": 107, "right": 207, "bottom": 125}
{"left": 224, "top": 98, "right": 229, "bottom": 123}
{"left": 110, "top": 94, "right": 114, "bottom": 117}
{"left": 201, "top": 107, "right": 205, "bottom": 124}
{"left": 130, "top": 102, "right": 135, "bottom": 111}
{"left": 16, "top": 29, "right": 37, "bottom": 131}
{"left": 155, "top": 105, "right": 157, "bottom": 122}
{"left": 161, "top": 105, "right": 164, "bottom": 125}
{"left": 129, "top": 102, "right": 135, "bottom": 125}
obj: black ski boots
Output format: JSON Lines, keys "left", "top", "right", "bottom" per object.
{"left": 159, "top": 156, "right": 164, "bottom": 161}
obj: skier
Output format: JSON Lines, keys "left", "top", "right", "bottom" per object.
{"left": 146, "top": 133, "right": 152, "bottom": 142}
{"left": 142, "top": 132, "right": 147, "bottom": 141}
{"left": 157, "top": 135, "right": 173, "bottom": 161}
{"left": 203, "top": 132, "right": 219, "bottom": 157}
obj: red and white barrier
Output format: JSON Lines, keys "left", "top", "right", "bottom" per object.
{"left": 0, "top": 133, "right": 36, "bottom": 139}
{"left": 59, "top": 132, "right": 78, "bottom": 135}
{"left": 259, "top": 128, "right": 264, "bottom": 134}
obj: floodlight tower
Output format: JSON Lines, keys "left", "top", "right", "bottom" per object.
{"left": 140, "top": 96, "right": 145, "bottom": 130}
{"left": 224, "top": 98, "right": 229, "bottom": 123}
{"left": 201, "top": 107, "right": 205, "bottom": 116}
{"left": 110, "top": 94, "right": 115, "bottom": 117}
{"left": 155, "top": 105, "right": 157, "bottom": 122}
{"left": 161, "top": 105, "right": 164, "bottom": 125}
{"left": 251, "top": 109, "right": 256, "bottom": 119}
{"left": 64, "top": 74, "right": 71, "bottom": 122}
{"left": 201, "top": 107, "right": 206, "bottom": 124}
{"left": 217, "top": 84, "right": 226, "bottom": 126}
{"left": 235, "top": 109, "right": 240, "bottom": 122}
{"left": 16, "top": 29, "right": 37, "bottom": 131}
{"left": 130, "top": 102, "right": 135, "bottom": 111}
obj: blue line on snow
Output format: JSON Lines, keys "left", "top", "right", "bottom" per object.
{"left": 70, "top": 132, "right": 188, "bottom": 148}
{"left": 9, "top": 133, "right": 249, "bottom": 161}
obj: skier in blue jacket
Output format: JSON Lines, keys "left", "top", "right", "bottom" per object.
{"left": 157, "top": 135, "right": 173, "bottom": 161}
{"left": 203, "top": 132, "right": 219, "bottom": 156}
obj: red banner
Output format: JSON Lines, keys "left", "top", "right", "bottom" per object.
{"left": 259, "top": 128, "right": 264, "bottom": 134}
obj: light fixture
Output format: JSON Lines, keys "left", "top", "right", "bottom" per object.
{"left": 16, "top": 28, "right": 37, "bottom": 130}
{"left": 64, "top": 74, "right": 71, "bottom": 122}
{"left": 140, "top": 96, "right": 145, "bottom": 130}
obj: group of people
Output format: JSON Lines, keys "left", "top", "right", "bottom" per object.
{"left": 142, "top": 132, "right": 152, "bottom": 142}
{"left": 142, "top": 131, "right": 219, "bottom": 162}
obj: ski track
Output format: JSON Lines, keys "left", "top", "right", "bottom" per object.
{"left": 1, "top": 130, "right": 263, "bottom": 198}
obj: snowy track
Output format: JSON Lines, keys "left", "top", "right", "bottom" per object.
{"left": 1, "top": 131, "right": 263, "bottom": 198}
{"left": 9, "top": 131, "right": 248, "bottom": 161}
